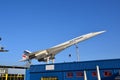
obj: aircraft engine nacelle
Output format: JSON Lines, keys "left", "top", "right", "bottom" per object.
{"left": 38, "top": 58, "right": 47, "bottom": 62}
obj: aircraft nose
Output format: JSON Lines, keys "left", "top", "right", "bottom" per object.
{"left": 99, "top": 30, "right": 106, "bottom": 33}
{"left": 95, "top": 30, "right": 106, "bottom": 35}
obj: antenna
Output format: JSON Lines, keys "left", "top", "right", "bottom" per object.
{"left": 0, "top": 37, "right": 8, "bottom": 52}
{"left": 0, "top": 37, "right": 1, "bottom": 41}
{"left": 75, "top": 44, "right": 80, "bottom": 61}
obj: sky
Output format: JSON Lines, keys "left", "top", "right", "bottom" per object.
{"left": 0, "top": 0, "right": 120, "bottom": 66}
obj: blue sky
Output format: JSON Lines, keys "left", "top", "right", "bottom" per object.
{"left": 0, "top": 0, "right": 120, "bottom": 66}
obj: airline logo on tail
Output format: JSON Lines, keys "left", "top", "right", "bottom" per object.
{"left": 21, "top": 50, "right": 31, "bottom": 61}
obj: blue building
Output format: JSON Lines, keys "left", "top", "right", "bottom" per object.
{"left": 26, "top": 59, "right": 120, "bottom": 80}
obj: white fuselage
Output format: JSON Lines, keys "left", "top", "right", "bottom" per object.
{"left": 21, "top": 30, "right": 106, "bottom": 63}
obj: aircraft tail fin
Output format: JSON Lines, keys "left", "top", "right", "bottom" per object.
{"left": 23, "top": 50, "right": 31, "bottom": 55}
{"left": 20, "top": 50, "right": 31, "bottom": 62}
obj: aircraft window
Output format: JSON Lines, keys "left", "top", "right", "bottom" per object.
{"left": 92, "top": 71, "right": 97, "bottom": 77}
{"left": 76, "top": 72, "right": 84, "bottom": 77}
{"left": 66, "top": 72, "right": 73, "bottom": 78}
{"left": 104, "top": 71, "right": 112, "bottom": 77}
{"left": 78, "top": 36, "right": 83, "bottom": 39}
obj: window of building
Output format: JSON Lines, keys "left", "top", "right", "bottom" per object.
{"left": 76, "top": 72, "right": 84, "bottom": 77}
{"left": 104, "top": 71, "right": 112, "bottom": 77}
{"left": 0, "top": 74, "right": 24, "bottom": 80}
{"left": 41, "top": 77, "right": 58, "bottom": 80}
{"left": 66, "top": 72, "right": 73, "bottom": 78}
{"left": 92, "top": 71, "right": 97, "bottom": 77}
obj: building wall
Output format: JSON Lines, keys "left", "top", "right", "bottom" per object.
{"left": 26, "top": 59, "right": 120, "bottom": 80}
{"left": 0, "top": 68, "right": 25, "bottom": 80}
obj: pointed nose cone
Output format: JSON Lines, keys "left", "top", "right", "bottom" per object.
{"left": 99, "top": 30, "right": 106, "bottom": 33}
{"left": 95, "top": 30, "right": 106, "bottom": 35}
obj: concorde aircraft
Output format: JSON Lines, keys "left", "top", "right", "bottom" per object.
{"left": 20, "top": 30, "right": 106, "bottom": 63}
